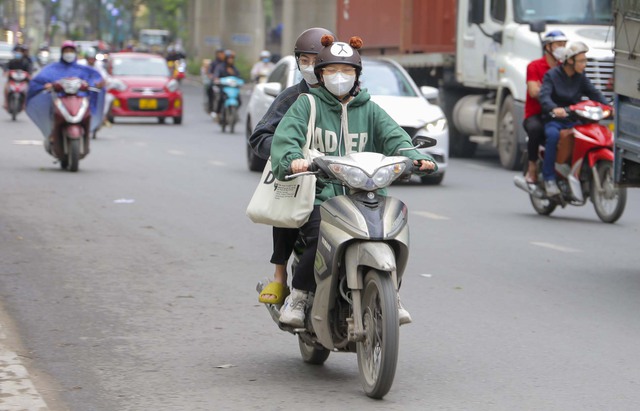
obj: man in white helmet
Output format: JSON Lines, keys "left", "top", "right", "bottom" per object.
{"left": 538, "top": 41, "right": 609, "bottom": 196}
{"left": 521, "top": 30, "right": 567, "bottom": 184}
{"left": 250, "top": 50, "right": 275, "bottom": 83}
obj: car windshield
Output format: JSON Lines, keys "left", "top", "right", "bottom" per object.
{"left": 111, "top": 57, "right": 169, "bottom": 76}
{"left": 514, "top": 0, "right": 612, "bottom": 24}
{"left": 359, "top": 60, "right": 417, "bottom": 97}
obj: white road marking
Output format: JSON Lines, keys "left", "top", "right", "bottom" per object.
{"left": 167, "top": 150, "right": 185, "bottom": 156}
{"left": 209, "top": 160, "right": 226, "bottom": 167}
{"left": 0, "top": 325, "right": 50, "bottom": 410}
{"left": 413, "top": 211, "right": 450, "bottom": 220}
{"left": 531, "top": 242, "right": 582, "bottom": 253}
{"left": 420, "top": 274, "right": 433, "bottom": 278}
{"left": 12, "top": 140, "right": 43, "bottom": 146}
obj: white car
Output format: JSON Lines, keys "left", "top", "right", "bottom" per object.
{"left": 245, "top": 55, "right": 449, "bottom": 184}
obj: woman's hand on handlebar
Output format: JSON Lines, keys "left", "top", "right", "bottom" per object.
{"left": 414, "top": 159, "right": 437, "bottom": 172}
{"left": 290, "top": 158, "right": 309, "bottom": 174}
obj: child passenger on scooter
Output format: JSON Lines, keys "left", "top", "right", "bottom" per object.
{"left": 538, "top": 41, "right": 609, "bottom": 197}
{"left": 270, "top": 35, "right": 437, "bottom": 328}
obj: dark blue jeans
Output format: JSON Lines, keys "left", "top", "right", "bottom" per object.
{"left": 543, "top": 120, "right": 577, "bottom": 181}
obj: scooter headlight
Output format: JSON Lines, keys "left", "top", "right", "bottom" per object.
{"left": 167, "top": 79, "right": 179, "bottom": 92}
{"left": 60, "top": 78, "right": 83, "bottom": 94}
{"left": 373, "top": 163, "right": 407, "bottom": 187}
{"left": 329, "top": 162, "right": 407, "bottom": 189}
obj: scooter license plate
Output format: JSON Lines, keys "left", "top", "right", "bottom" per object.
{"left": 139, "top": 98, "right": 157, "bottom": 110}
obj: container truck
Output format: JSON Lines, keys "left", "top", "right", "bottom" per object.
{"left": 337, "top": 0, "right": 614, "bottom": 170}
{"left": 613, "top": 0, "right": 640, "bottom": 187}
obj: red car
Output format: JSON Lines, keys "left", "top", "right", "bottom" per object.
{"left": 107, "top": 52, "right": 183, "bottom": 124}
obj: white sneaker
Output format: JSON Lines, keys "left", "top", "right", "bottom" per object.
{"left": 279, "top": 288, "right": 308, "bottom": 328}
{"left": 545, "top": 180, "right": 561, "bottom": 197}
{"left": 398, "top": 295, "right": 412, "bottom": 325}
{"left": 210, "top": 112, "right": 217, "bottom": 120}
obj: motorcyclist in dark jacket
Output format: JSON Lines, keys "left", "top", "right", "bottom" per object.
{"left": 212, "top": 50, "right": 241, "bottom": 118}
{"left": 252, "top": 27, "right": 335, "bottom": 306}
{"left": 538, "top": 41, "right": 608, "bottom": 196}
{"left": 3, "top": 44, "right": 32, "bottom": 110}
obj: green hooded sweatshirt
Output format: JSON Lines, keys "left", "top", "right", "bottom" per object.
{"left": 271, "top": 86, "right": 437, "bottom": 204}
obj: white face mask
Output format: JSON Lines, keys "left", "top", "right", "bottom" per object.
{"left": 323, "top": 72, "right": 356, "bottom": 97}
{"left": 62, "top": 52, "right": 76, "bottom": 63}
{"left": 299, "top": 64, "right": 318, "bottom": 85}
{"left": 552, "top": 47, "right": 566, "bottom": 63}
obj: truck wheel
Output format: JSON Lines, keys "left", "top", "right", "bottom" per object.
{"left": 498, "top": 95, "right": 523, "bottom": 170}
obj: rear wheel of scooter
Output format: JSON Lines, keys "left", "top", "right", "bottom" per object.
{"left": 298, "top": 336, "right": 330, "bottom": 365}
{"left": 591, "top": 161, "right": 626, "bottom": 223}
{"left": 68, "top": 139, "right": 80, "bottom": 172}
{"left": 357, "top": 270, "right": 399, "bottom": 399}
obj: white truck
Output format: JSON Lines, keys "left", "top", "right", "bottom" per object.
{"left": 613, "top": 0, "right": 640, "bottom": 186}
{"left": 337, "top": 0, "right": 614, "bottom": 169}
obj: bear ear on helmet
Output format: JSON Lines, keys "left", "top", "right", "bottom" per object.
{"left": 321, "top": 35, "right": 334, "bottom": 47}
{"left": 349, "top": 36, "right": 363, "bottom": 49}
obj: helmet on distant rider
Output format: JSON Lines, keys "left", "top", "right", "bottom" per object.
{"left": 542, "top": 30, "right": 568, "bottom": 46}
{"left": 259, "top": 50, "right": 271, "bottom": 59}
{"left": 224, "top": 49, "right": 235, "bottom": 58}
{"left": 563, "top": 41, "right": 589, "bottom": 62}
{"left": 294, "top": 27, "right": 336, "bottom": 57}
{"left": 61, "top": 40, "right": 76, "bottom": 52}
{"left": 83, "top": 47, "right": 97, "bottom": 59}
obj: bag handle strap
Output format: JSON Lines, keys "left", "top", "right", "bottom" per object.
{"left": 303, "top": 93, "right": 316, "bottom": 151}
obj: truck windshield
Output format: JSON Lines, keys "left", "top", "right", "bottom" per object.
{"left": 514, "top": 0, "right": 612, "bottom": 25}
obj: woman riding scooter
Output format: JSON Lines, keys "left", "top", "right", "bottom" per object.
{"left": 26, "top": 41, "right": 105, "bottom": 162}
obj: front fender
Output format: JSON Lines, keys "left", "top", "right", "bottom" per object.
{"left": 345, "top": 242, "right": 397, "bottom": 290}
{"left": 587, "top": 148, "right": 614, "bottom": 168}
{"left": 65, "top": 124, "right": 84, "bottom": 139}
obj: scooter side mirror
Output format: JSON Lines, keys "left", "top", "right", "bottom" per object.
{"left": 529, "top": 20, "right": 547, "bottom": 34}
{"left": 263, "top": 82, "right": 282, "bottom": 98}
{"left": 412, "top": 135, "right": 437, "bottom": 148}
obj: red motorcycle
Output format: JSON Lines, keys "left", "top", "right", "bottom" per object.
{"left": 514, "top": 100, "right": 627, "bottom": 223}
{"left": 6, "top": 69, "right": 30, "bottom": 121}
{"left": 47, "top": 78, "right": 96, "bottom": 172}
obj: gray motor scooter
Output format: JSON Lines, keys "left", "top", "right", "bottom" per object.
{"left": 257, "top": 136, "right": 437, "bottom": 399}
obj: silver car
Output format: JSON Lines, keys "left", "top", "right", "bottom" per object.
{"left": 245, "top": 55, "right": 449, "bottom": 184}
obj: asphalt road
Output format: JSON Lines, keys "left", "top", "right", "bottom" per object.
{"left": 1, "top": 77, "right": 639, "bottom": 411}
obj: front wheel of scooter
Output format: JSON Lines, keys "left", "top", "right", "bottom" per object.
{"left": 530, "top": 194, "right": 557, "bottom": 216}
{"left": 591, "top": 160, "right": 626, "bottom": 223}
{"left": 298, "top": 336, "right": 330, "bottom": 365}
{"left": 229, "top": 106, "right": 237, "bottom": 133}
{"left": 357, "top": 269, "right": 399, "bottom": 399}
{"left": 68, "top": 139, "right": 80, "bottom": 172}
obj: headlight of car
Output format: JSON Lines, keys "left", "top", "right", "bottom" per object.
{"left": 166, "top": 79, "right": 179, "bottom": 92}
{"left": 423, "top": 117, "right": 448, "bottom": 135}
